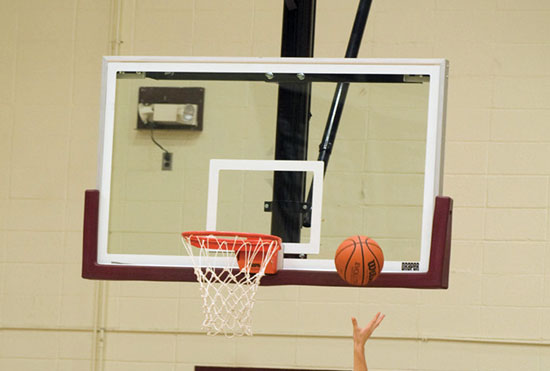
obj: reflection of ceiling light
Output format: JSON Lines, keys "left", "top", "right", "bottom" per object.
{"left": 180, "top": 104, "right": 196, "bottom": 125}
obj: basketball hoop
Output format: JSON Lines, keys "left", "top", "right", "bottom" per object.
{"left": 181, "top": 231, "right": 282, "bottom": 337}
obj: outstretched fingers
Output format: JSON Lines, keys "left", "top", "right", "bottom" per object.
{"left": 366, "top": 312, "right": 381, "bottom": 328}
{"left": 352, "top": 312, "right": 385, "bottom": 345}
{"left": 370, "top": 312, "right": 385, "bottom": 331}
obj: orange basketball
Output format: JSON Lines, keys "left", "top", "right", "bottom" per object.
{"left": 334, "top": 236, "right": 384, "bottom": 286}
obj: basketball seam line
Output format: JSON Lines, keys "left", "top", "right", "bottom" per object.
{"left": 334, "top": 243, "right": 355, "bottom": 260}
{"left": 358, "top": 235, "right": 365, "bottom": 286}
{"left": 344, "top": 240, "right": 357, "bottom": 283}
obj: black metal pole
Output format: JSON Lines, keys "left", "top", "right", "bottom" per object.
{"left": 303, "top": 0, "right": 373, "bottom": 227}
{"left": 270, "top": 0, "right": 316, "bottom": 256}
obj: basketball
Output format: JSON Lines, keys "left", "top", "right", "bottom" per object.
{"left": 334, "top": 236, "right": 384, "bottom": 286}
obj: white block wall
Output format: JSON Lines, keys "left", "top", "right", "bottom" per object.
{"left": 1, "top": 1, "right": 550, "bottom": 370}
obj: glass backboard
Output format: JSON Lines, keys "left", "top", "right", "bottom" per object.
{"left": 82, "top": 57, "right": 452, "bottom": 288}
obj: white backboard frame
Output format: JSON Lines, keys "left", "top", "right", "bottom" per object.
{"left": 95, "top": 56, "right": 448, "bottom": 274}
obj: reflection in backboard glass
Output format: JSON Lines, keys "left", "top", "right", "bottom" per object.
{"left": 310, "top": 82, "right": 429, "bottom": 262}
{"left": 107, "top": 74, "right": 429, "bottom": 265}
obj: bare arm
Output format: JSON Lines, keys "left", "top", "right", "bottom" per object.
{"left": 352, "top": 312, "right": 385, "bottom": 371}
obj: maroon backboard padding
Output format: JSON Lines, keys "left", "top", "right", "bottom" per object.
{"left": 82, "top": 190, "right": 452, "bottom": 288}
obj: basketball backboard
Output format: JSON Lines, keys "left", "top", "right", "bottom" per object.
{"left": 83, "top": 57, "right": 452, "bottom": 288}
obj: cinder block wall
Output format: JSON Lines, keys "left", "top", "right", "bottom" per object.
{"left": 1, "top": 1, "right": 550, "bottom": 370}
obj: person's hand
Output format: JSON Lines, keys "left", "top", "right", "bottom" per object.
{"left": 352, "top": 312, "right": 385, "bottom": 349}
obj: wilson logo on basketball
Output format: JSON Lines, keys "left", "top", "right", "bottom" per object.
{"left": 368, "top": 260, "right": 377, "bottom": 281}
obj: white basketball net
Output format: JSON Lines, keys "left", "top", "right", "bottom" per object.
{"left": 181, "top": 233, "right": 280, "bottom": 337}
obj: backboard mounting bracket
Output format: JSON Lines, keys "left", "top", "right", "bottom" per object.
{"left": 263, "top": 201, "right": 309, "bottom": 213}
